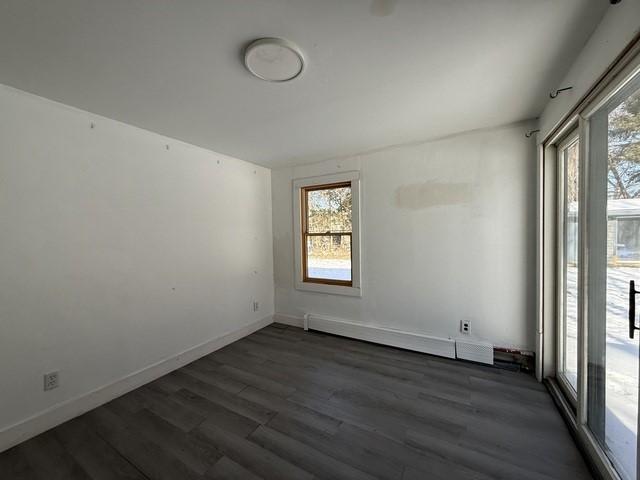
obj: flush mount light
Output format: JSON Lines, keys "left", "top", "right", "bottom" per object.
{"left": 244, "top": 38, "right": 304, "bottom": 82}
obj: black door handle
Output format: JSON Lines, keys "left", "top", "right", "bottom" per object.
{"left": 629, "top": 280, "right": 640, "bottom": 339}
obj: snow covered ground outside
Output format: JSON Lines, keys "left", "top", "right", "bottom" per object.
{"left": 308, "top": 258, "right": 351, "bottom": 281}
{"left": 567, "top": 266, "right": 639, "bottom": 480}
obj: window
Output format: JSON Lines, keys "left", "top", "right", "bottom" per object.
{"left": 293, "top": 172, "right": 361, "bottom": 296}
{"left": 557, "top": 131, "right": 580, "bottom": 397}
{"left": 302, "top": 182, "right": 352, "bottom": 286}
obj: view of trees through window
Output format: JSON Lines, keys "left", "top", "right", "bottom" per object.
{"left": 607, "top": 87, "right": 640, "bottom": 265}
{"left": 303, "top": 183, "right": 352, "bottom": 283}
{"left": 608, "top": 86, "right": 640, "bottom": 200}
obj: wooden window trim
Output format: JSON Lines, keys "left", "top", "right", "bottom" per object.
{"left": 301, "top": 181, "right": 353, "bottom": 287}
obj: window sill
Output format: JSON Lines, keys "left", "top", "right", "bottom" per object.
{"left": 295, "top": 281, "right": 362, "bottom": 297}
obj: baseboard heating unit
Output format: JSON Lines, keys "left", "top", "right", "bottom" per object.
{"left": 304, "top": 314, "right": 456, "bottom": 359}
{"left": 455, "top": 338, "right": 494, "bottom": 365}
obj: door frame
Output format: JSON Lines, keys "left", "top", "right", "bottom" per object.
{"left": 540, "top": 46, "right": 640, "bottom": 480}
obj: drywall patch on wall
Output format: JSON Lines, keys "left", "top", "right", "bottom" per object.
{"left": 394, "top": 181, "right": 473, "bottom": 210}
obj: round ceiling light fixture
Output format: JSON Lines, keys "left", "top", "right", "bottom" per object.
{"left": 244, "top": 38, "right": 304, "bottom": 82}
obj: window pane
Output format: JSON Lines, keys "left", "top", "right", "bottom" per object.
{"left": 306, "top": 235, "right": 351, "bottom": 281}
{"left": 563, "top": 138, "right": 579, "bottom": 392}
{"left": 602, "top": 81, "right": 640, "bottom": 480}
{"left": 587, "top": 74, "right": 640, "bottom": 480}
{"left": 307, "top": 186, "right": 352, "bottom": 233}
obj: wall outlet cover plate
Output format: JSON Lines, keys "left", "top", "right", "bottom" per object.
{"left": 44, "top": 372, "right": 59, "bottom": 391}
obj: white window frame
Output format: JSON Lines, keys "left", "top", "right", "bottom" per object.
{"left": 293, "top": 171, "right": 362, "bottom": 297}
{"left": 555, "top": 129, "right": 580, "bottom": 406}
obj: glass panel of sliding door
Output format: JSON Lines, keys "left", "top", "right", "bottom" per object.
{"left": 587, "top": 71, "right": 640, "bottom": 480}
{"left": 558, "top": 133, "right": 580, "bottom": 397}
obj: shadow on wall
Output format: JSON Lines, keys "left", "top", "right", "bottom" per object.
{"left": 394, "top": 181, "right": 473, "bottom": 209}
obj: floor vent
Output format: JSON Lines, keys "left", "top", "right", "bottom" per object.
{"left": 455, "top": 338, "right": 494, "bottom": 365}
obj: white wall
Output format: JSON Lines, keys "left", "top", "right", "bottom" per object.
{"left": 539, "top": 1, "right": 640, "bottom": 139}
{"left": 0, "top": 85, "right": 274, "bottom": 445}
{"left": 272, "top": 122, "right": 537, "bottom": 351}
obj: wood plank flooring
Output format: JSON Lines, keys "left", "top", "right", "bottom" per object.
{"left": 0, "top": 323, "right": 592, "bottom": 479}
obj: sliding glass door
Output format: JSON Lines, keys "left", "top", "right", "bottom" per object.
{"left": 558, "top": 132, "right": 580, "bottom": 398}
{"left": 586, "top": 71, "right": 640, "bottom": 480}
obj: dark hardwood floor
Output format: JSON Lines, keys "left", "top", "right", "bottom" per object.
{"left": 0, "top": 323, "right": 591, "bottom": 479}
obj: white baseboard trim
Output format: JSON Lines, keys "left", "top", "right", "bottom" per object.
{"left": 305, "top": 313, "right": 456, "bottom": 359}
{"left": 273, "top": 313, "right": 305, "bottom": 328}
{"left": 0, "top": 315, "right": 273, "bottom": 454}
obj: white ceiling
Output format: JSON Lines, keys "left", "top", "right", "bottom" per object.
{"left": 0, "top": 1, "right": 607, "bottom": 167}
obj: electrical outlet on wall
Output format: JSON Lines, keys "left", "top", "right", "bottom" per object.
{"left": 44, "top": 371, "right": 59, "bottom": 391}
{"left": 460, "top": 320, "right": 471, "bottom": 335}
